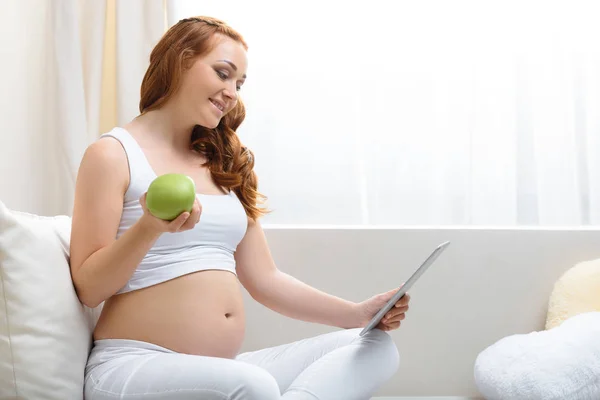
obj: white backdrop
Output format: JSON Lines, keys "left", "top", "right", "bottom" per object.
{"left": 2, "top": 0, "right": 599, "bottom": 227}
{"left": 170, "top": 0, "right": 600, "bottom": 226}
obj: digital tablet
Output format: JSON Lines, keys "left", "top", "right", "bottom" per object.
{"left": 359, "top": 241, "right": 451, "bottom": 336}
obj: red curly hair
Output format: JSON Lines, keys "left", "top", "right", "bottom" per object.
{"left": 139, "top": 16, "right": 268, "bottom": 221}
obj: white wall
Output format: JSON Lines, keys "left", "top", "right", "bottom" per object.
{"left": 239, "top": 227, "right": 600, "bottom": 397}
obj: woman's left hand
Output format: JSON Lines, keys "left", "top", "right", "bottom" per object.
{"left": 354, "top": 286, "right": 410, "bottom": 332}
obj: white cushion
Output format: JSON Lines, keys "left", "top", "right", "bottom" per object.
{"left": 0, "top": 201, "right": 101, "bottom": 399}
{"left": 474, "top": 312, "right": 600, "bottom": 400}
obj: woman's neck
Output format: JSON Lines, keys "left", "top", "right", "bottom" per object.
{"left": 133, "top": 107, "right": 196, "bottom": 153}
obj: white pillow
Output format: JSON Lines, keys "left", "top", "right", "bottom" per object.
{"left": 474, "top": 312, "right": 600, "bottom": 400}
{"left": 0, "top": 201, "right": 101, "bottom": 399}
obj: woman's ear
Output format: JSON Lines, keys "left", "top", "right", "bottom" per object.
{"left": 182, "top": 52, "right": 197, "bottom": 70}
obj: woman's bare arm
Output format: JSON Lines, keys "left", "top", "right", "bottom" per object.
{"left": 69, "top": 138, "right": 199, "bottom": 307}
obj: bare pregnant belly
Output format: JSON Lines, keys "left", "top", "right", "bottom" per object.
{"left": 93, "top": 270, "right": 246, "bottom": 359}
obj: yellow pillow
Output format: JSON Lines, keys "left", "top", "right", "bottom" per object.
{"left": 546, "top": 258, "right": 600, "bottom": 330}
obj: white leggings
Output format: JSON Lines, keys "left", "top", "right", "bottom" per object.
{"left": 84, "top": 328, "right": 399, "bottom": 400}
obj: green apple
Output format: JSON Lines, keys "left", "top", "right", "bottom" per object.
{"left": 146, "top": 173, "right": 196, "bottom": 221}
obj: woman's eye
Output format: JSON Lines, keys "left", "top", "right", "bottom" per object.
{"left": 216, "top": 68, "right": 242, "bottom": 91}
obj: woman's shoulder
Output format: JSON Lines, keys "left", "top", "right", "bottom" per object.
{"left": 79, "top": 129, "right": 130, "bottom": 186}
{"left": 86, "top": 129, "right": 128, "bottom": 163}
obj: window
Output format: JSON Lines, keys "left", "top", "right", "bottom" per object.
{"left": 170, "top": 0, "right": 600, "bottom": 226}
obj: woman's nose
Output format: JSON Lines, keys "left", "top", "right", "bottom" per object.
{"left": 223, "top": 83, "right": 238, "bottom": 100}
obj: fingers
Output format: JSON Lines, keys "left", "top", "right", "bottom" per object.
{"left": 396, "top": 293, "right": 410, "bottom": 307}
{"left": 179, "top": 200, "right": 202, "bottom": 231}
{"left": 138, "top": 193, "right": 201, "bottom": 234}
{"left": 192, "top": 199, "right": 202, "bottom": 223}
{"left": 167, "top": 211, "right": 191, "bottom": 232}
{"left": 393, "top": 305, "right": 409, "bottom": 313}
{"left": 384, "top": 300, "right": 410, "bottom": 324}
{"left": 382, "top": 321, "right": 401, "bottom": 331}
{"left": 383, "top": 311, "right": 406, "bottom": 324}
{"left": 384, "top": 306, "right": 407, "bottom": 320}
{"left": 380, "top": 290, "right": 411, "bottom": 331}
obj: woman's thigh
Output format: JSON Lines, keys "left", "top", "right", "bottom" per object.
{"left": 85, "top": 340, "right": 281, "bottom": 400}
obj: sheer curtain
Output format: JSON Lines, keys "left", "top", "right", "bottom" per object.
{"left": 180, "top": 1, "right": 598, "bottom": 226}
{"left": 0, "top": 0, "right": 167, "bottom": 216}
{"left": 0, "top": 0, "right": 106, "bottom": 216}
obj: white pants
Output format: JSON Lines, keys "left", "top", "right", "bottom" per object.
{"left": 84, "top": 328, "right": 400, "bottom": 400}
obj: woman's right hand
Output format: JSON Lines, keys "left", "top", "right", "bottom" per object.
{"left": 138, "top": 192, "right": 202, "bottom": 234}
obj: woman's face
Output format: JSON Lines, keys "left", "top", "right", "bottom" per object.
{"left": 178, "top": 34, "right": 248, "bottom": 129}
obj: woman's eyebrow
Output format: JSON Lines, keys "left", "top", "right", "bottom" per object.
{"left": 217, "top": 59, "right": 247, "bottom": 79}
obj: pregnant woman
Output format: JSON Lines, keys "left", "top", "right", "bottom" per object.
{"left": 70, "top": 16, "right": 410, "bottom": 400}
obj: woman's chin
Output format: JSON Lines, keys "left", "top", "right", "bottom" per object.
{"left": 195, "top": 117, "right": 220, "bottom": 130}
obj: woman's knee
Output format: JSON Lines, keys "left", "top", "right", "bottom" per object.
{"left": 359, "top": 328, "right": 401, "bottom": 372}
{"left": 234, "top": 364, "right": 281, "bottom": 400}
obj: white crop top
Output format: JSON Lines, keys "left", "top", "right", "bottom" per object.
{"left": 99, "top": 127, "right": 248, "bottom": 294}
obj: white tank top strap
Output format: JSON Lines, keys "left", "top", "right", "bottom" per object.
{"left": 99, "top": 127, "right": 155, "bottom": 202}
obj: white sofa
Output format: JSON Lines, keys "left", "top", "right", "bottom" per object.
{"left": 2, "top": 201, "right": 600, "bottom": 399}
